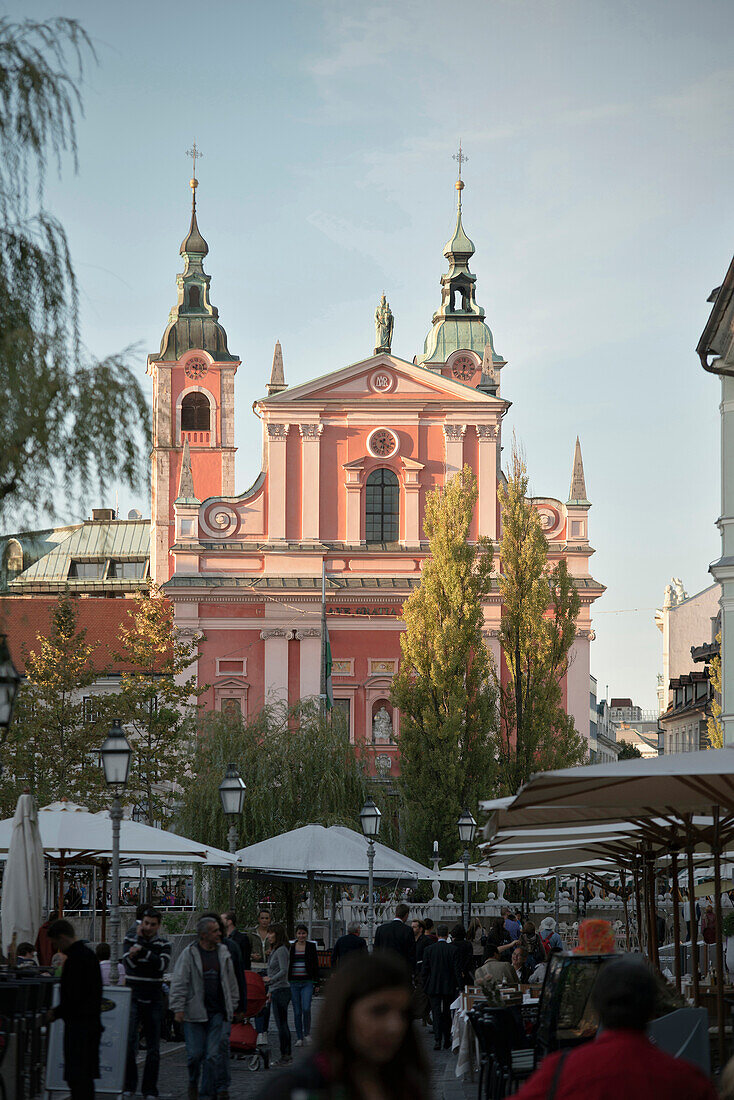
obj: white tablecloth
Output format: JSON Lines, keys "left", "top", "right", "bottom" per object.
{"left": 451, "top": 995, "right": 476, "bottom": 1080}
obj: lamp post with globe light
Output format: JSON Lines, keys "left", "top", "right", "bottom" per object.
{"left": 458, "top": 809, "right": 477, "bottom": 929}
{"left": 101, "top": 719, "right": 132, "bottom": 985}
{"left": 219, "top": 763, "right": 246, "bottom": 909}
{"left": 360, "top": 797, "right": 382, "bottom": 949}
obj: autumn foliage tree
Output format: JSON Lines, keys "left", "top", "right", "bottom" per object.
{"left": 0, "top": 590, "right": 108, "bottom": 813}
{"left": 391, "top": 466, "right": 497, "bottom": 864}
{"left": 110, "top": 583, "right": 203, "bottom": 824}
{"left": 493, "top": 448, "right": 587, "bottom": 794}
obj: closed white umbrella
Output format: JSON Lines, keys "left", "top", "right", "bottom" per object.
{"left": 1, "top": 793, "right": 44, "bottom": 954}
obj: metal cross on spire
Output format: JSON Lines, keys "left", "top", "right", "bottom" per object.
{"left": 186, "top": 140, "right": 203, "bottom": 179}
{"left": 453, "top": 141, "right": 468, "bottom": 181}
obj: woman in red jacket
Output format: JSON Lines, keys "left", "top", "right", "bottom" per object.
{"left": 516, "top": 959, "right": 717, "bottom": 1100}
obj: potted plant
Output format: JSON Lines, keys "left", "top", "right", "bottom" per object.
{"left": 722, "top": 912, "right": 734, "bottom": 975}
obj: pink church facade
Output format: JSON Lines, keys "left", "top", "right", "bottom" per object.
{"left": 149, "top": 174, "right": 604, "bottom": 775}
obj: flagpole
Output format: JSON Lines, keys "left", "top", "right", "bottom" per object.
{"left": 320, "top": 559, "right": 327, "bottom": 719}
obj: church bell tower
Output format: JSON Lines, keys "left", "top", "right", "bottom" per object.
{"left": 147, "top": 148, "right": 239, "bottom": 583}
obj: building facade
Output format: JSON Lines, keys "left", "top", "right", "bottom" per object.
{"left": 699, "top": 260, "right": 734, "bottom": 747}
{"left": 149, "top": 171, "right": 605, "bottom": 771}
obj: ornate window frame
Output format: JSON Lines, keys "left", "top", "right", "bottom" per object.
{"left": 176, "top": 384, "right": 218, "bottom": 446}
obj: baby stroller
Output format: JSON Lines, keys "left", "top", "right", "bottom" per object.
{"left": 229, "top": 971, "right": 269, "bottom": 1071}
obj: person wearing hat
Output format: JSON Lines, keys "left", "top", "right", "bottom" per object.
{"left": 539, "top": 917, "right": 563, "bottom": 954}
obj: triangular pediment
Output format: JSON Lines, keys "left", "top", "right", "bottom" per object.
{"left": 258, "top": 353, "right": 508, "bottom": 407}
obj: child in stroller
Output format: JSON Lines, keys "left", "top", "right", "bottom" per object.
{"left": 229, "top": 970, "right": 269, "bottom": 1071}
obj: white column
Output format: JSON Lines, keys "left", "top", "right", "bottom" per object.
{"left": 260, "top": 628, "right": 292, "bottom": 702}
{"left": 300, "top": 424, "right": 322, "bottom": 540}
{"left": 296, "top": 628, "right": 321, "bottom": 700}
{"left": 343, "top": 461, "right": 364, "bottom": 543}
{"left": 476, "top": 424, "right": 498, "bottom": 539}
{"left": 443, "top": 423, "right": 466, "bottom": 481}
{"left": 401, "top": 457, "right": 424, "bottom": 548}
{"left": 266, "top": 423, "right": 289, "bottom": 540}
{"left": 567, "top": 634, "right": 591, "bottom": 748}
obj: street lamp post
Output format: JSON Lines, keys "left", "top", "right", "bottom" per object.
{"left": 360, "top": 797, "right": 382, "bottom": 949}
{"left": 219, "top": 763, "right": 246, "bottom": 909}
{"left": 457, "top": 809, "right": 477, "bottom": 930}
{"left": 101, "top": 719, "right": 132, "bottom": 986}
{"left": 0, "top": 634, "right": 21, "bottom": 733}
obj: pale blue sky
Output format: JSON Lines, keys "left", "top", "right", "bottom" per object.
{"left": 8, "top": 0, "right": 734, "bottom": 709}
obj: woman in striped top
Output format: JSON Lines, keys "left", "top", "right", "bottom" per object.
{"left": 288, "top": 924, "right": 320, "bottom": 1045}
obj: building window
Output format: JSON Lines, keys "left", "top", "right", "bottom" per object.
{"left": 188, "top": 285, "right": 201, "bottom": 308}
{"left": 108, "top": 560, "right": 148, "bottom": 579}
{"left": 69, "top": 561, "right": 104, "bottom": 579}
{"left": 365, "top": 468, "right": 399, "bottom": 543}
{"left": 181, "top": 391, "right": 210, "bottom": 431}
{"left": 333, "top": 698, "right": 350, "bottom": 734}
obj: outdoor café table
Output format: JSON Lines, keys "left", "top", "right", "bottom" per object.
{"left": 451, "top": 993, "right": 479, "bottom": 1080}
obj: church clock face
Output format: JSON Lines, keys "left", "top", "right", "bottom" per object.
{"left": 185, "top": 356, "right": 209, "bottom": 380}
{"left": 451, "top": 355, "right": 476, "bottom": 381}
{"left": 368, "top": 428, "right": 398, "bottom": 458}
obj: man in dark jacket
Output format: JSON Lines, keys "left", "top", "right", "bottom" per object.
{"left": 331, "top": 922, "right": 367, "bottom": 967}
{"left": 123, "top": 907, "right": 171, "bottom": 1098}
{"left": 422, "top": 924, "right": 461, "bottom": 1050}
{"left": 47, "top": 919, "right": 102, "bottom": 1100}
{"left": 221, "top": 910, "right": 252, "bottom": 971}
{"left": 373, "top": 903, "right": 416, "bottom": 971}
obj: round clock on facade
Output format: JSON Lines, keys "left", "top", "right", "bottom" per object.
{"left": 184, "top": 357, "right": 209, "bottom": 380}
{"left": 368, "top": 428, "right": 398, "bottom": 458}
{"left": 451, "top": 355, "right": 476, "bottom": 381}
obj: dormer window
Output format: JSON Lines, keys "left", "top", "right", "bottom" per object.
{"left": 181, "top": 391, "right": 210, "bottom": 431}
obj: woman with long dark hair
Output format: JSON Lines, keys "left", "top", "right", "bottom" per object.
{"left": 264, "top": 922, "right": 292, "bottom": 1065}
{"left": 259, "top": 950, "right": 431, "bottom": 1099}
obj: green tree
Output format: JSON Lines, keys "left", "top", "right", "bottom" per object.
{"left": 110, "top": 584, "right": 203, "bottom": 824}
{"left": 707, "top": 633, "right": 723, "bottom": 749}
{"left": 177, "top": 701, "right": 366, "bottom": 922}
{"left": 0, "top": 590, "right": 108, "bottom": 813}
{"left": 617, "top": 740, "right": 642, "bottom": 760}
{"left": 0, "top": 18, "right": 148, "bottom": 522}
{"left": 391, "top": 466, "right": 497, "bottom": 865}
{"left": 494, "top": 448, "right": 587, "bottom": 794}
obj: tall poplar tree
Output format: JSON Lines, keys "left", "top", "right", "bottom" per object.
{"left": 109, "top": 583, "right": 203, "bottom": 825}
{"left": 494, "top": 448, "right": 587, "bottom": 794}
{"left": 0, "top": 590, "right": 108, "bottom": 813}
{"left": 391, "top": 466, "right": 497, "bottom": 865}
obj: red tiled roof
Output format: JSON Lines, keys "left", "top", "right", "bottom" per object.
{"left": 0, "top": 597, "right": 142, "bottom": 674}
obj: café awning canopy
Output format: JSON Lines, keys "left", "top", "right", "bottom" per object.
{"left": 236, "top": 824, "right": 433, "bottom": 884}
{"left": 482, "top": 750, "right": 734, "bottom": 837}
{"left": 0, "top": 801, "right": 237, "bottom": 867}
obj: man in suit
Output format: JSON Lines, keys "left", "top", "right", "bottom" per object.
{"left": 373, "top": 902, "right": 416, "bottom": 972}
{"left": 331, "top": 922, "right": 367, "bottom": 967}
{"left": 421, "top": 924, "right": 461, "bottom": 1050}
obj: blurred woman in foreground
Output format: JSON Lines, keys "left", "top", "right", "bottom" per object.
{"left": 260, "top": 949, "right": 431, "bottom": 1100}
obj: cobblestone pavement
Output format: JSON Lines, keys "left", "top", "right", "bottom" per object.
{"left": 141, "top": 1010, "right": 473, "bottom": 1100}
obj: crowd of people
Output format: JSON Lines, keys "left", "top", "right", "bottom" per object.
{"left": 35, "top": 897, "right": 733, "bottom": 1100}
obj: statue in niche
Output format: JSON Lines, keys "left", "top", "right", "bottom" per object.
{"left": 374, "top": 293, "right": 394, "bottom": 354}
{"left": 372, "top": 705, "right": 393, "bottom": 744}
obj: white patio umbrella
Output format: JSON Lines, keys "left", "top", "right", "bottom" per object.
{"left": 1, "top": 793, "right": 44, "bottom": 954}
{"left": 236, "top": 824, "right": 433, "bottom": 883}
{"left": 435, "top": 860, "right": 496, "bottom": 883}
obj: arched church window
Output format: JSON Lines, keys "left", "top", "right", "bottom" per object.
{"left": 188, "top": 286, "right": 201, "bottom": 308}
{"left": 365, "top": 468, "right": 399, "bottom": 543}
{"left": 181, "top": 391, "right": 210, "bottom": 431}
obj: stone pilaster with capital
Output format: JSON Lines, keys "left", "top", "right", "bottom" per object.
{"left": 299, "top": 424, "right": 323, "bottom": 539}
